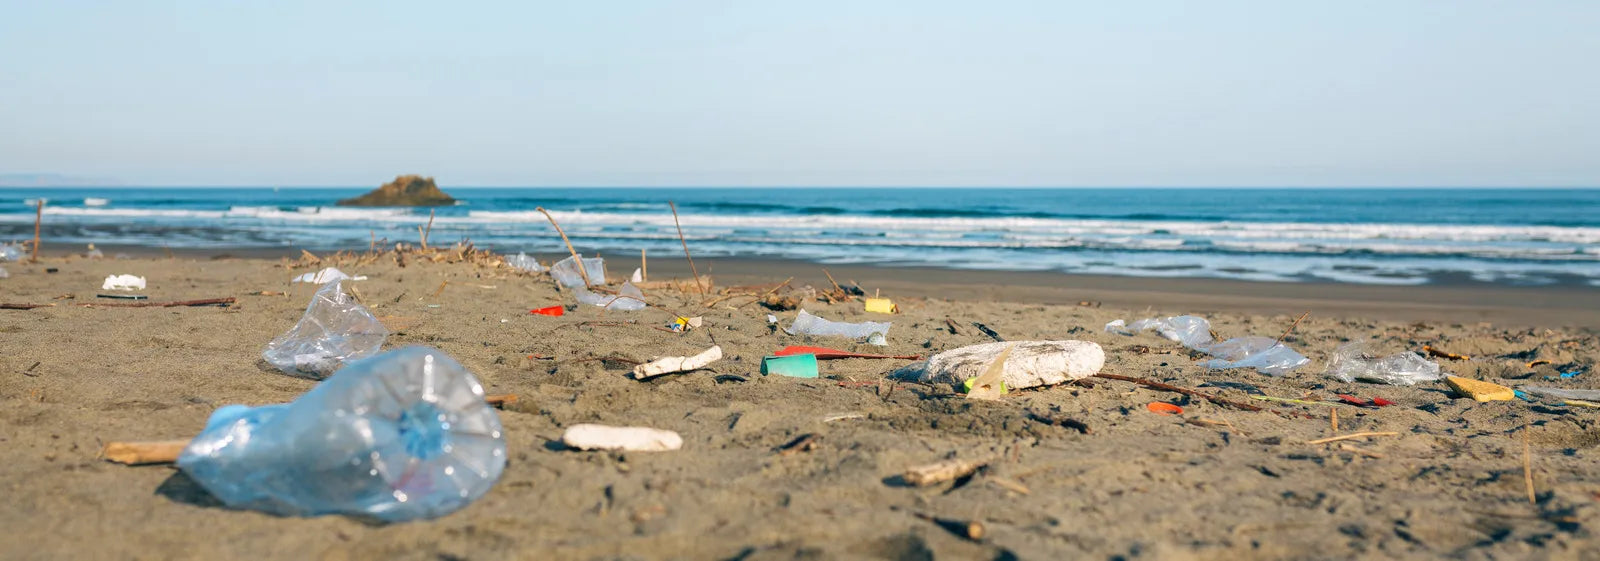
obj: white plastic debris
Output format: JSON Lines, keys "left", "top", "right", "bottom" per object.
{"left": 505, "top": 252, "right": 544, "bottom": 273}
{"left": 574, "top": 281, "right": 646, "bottom": 311}
{"left": 1106, "top": 314, "right": 1308, "bottom": 376}
{"left": 786, "top": 309, "right": 891, "bottom": 346}
{"left": 561, "top": 424, "right": 682, "bottom": 452}
{"left": 903, "top": 340, "right": 1105, "bottom": 391}
{"left": 549, "top": 255, "right": 605, "bottom": 288}
{"left": 767, "top": 315, "right": 778, "bottom": 324}
{"left": 0, "top": 264, "right": 8, "bottom": 278}
{"left": 1324, "top": 343, "right": 1443, "bottom": 385}
{"left": 631, "top": 268, "right": 643, "bottom": 283}
{"left": 262, "top": 280, "right": 389, "bottom": 379}
{"left": 85, "top": 245, "right": 103, "bottom": 259}
{"left": 632, "top": 346, "right": 723, "bottom": 380}
{"left": 102, "top": 274, "right": 146, "bottom": 291}
{"left": 291, "top": 267, "right": 366, "bottom": 284}
{"left": 0, "top": 244, "right": 20, "bottom": 262}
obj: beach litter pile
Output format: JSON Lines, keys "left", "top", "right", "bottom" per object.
{"left": 10, "top": 196, "right": 1578, "bottom": 557}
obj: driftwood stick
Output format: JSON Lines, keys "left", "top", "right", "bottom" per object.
{"left": 103, "top": 440, "right": 189, "bottom": 465}
{"left": 1092, "top": 373, "right": 1265, "bottom": 412}
{"left": 737, "top": 277, "right": 793, "bottom": 309}
{"left": 2, "top": 303, "right": 55, "bottom": 310}
{"left": 1523, "top": 429, "right": 1536, "bottom": 505}
{"left": 30, "top": 199, "right": 43, "bottom": 263}
{"left": 1304, "top": 431, "right": 1400, "bottom": 445}
{"left": 485, "top": 394, "right": 516, "bottom": 407}
{"left": 79, "top": 298, "right": 236, "bottom": 308}
{"left": 667, "top": 201, "right": 706, "bottom": 294}
{"left": 1273, "top": 311, "right": 1311, "bottom": 347}
{"left": 904, "top": 457, "right": 992, "bottom": 486}
{"left": 535, "top": 207, "right": 591, "bottom": 287}
{"left": 421, "top": 209, "right": 435, "bottom": 250}
{"left": 641, "top": 249, "right": 647, "bottom": 282}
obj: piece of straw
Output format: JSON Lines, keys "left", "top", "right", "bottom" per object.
{"left": 668, "top": 201, "right": 705, "bottom": 294}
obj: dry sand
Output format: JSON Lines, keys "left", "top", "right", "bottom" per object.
{"left": 2, "top": 253, "right": 1598, "bottom": 560}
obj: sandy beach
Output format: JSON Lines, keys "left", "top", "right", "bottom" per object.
{"left": 2, "top": 251, "right": 1598, "bottom": 560}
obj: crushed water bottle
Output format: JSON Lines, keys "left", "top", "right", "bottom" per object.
{"left": 549, "top": 254, "right": 605, "bottom": 288}
{"left": 505, "top": 252, "right": 544, "bottom": 273}
{"left": 786, "top": 309, "right": 891, "bottom": 346}
{"left": 176, "top": 346, "right": 508, "bottom": 522}
{"left": 1323, "top": 343, "right": 1442, "bottom": 385}
{"left": 1106, "top": 314, "right": 1308, "bottom": 376}
{"left": 263, "top": 280, "right": 388, "bottom": 378}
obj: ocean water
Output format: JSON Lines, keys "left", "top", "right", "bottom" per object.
{"left": 2, "top": 187, "right": 1598, "bottom": 286}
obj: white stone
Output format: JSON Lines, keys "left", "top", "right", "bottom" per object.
{"left": 907, "top": 340, "right": 1104, "bottom": 390}
{"left": 561, "top": 424, "right": 682, "bottom": 452}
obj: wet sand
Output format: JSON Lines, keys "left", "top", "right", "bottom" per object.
{"left": 1, "top": 253, "right": 1598, "bottom": 559}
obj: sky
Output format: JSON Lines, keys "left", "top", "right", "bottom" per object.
{"left": 2, "top": 1, "right": 1598, "bottom": 187}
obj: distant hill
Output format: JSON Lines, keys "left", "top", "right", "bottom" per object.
{"left": 0, "top": 173, "right": 120, "bottom": 187}
{"left": 337, "top": 175, "right": 457, "bottom": 207}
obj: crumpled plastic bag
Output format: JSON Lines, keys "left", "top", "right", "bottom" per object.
{"left": 574, "top": 281, "right": 646, "bottom": 311}
{"left": 1197, "top": 336, "right": 1311, "bottom": 376}
{"left": 292, "top": 267, "right": 366, "bottom": 284}
{"left": 176, "top": 346, "right": 507, "bottom": 522}
{"left": 505, "top": 252, "right": 544, "bottom": 273}
{"left": 0, "top": 244, "right": 20, "bottom": 262}
{"left": 1105, "top": 316, "right": 1213, "bottom": 348}
{"left": 1106, "top": 314, "right": 1308, "bottom": 376}
{"left": 786, "top": 309, "right": 890, "bottom": 346}
{"left": 549, "top": 255, "right": 605, "bottom": 288}
{"left": 1323, "top": 343, "right": 1442, "bottom": 385}
{"left": 899, "top": 340, "right": 1104, "bottom": 390}
{"left": 263, "top": 280, "right": 388, "bottom": 378}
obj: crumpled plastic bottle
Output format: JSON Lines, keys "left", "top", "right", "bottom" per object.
{"left": 263, "top": 280, "right": 388, "bottom": 378}
{"left": 1106, "top": 314, "right": 1308, "bottom": 376}
{"left": 574, "top": 281, "right": 647, "bottom": 311}
{"left": 1323, "top": 343, "right": 1442, "bottom": 385}
{"left": 176, "top": 346, "right": 508, "bottom": 522}
{"left": 505, "top": 252, "right": 544, "bottom": 273}
{"left": 549, "top": 255, "right": 605, "bottom": 288}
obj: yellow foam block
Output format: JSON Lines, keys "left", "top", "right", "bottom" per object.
{"left": 1444, "top": 375, "right": 1515, "bottom": 402}
{"left": 864, "top": 298, "right": 898, "bottom": 314}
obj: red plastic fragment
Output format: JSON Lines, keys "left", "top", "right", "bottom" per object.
{"left": 1336, "top": 394, "right": 1371, "bottom": 407}
{"left": 530, "top": 306, "right": 564, "bottom": 316}
{"left": 1371, "top": 397, "right": 1396, "bottom": 407}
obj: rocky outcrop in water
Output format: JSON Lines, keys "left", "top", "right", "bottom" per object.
{"left": 337, "top": 175, "right": 456, "bottom": 207}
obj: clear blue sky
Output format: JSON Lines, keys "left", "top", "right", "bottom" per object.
{"left": 2, "top": 1, "right": 1597, "bottom": 187}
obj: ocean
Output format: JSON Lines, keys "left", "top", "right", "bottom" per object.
{"left": 2, "top": 187, "right": 1597, "bottom": 287}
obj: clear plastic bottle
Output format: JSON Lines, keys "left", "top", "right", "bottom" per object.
{"left": 262, "top": 280, "right": 388, "bottom": 379}
{"left": 177, "top": 346, "right": 507, "bottom": 522}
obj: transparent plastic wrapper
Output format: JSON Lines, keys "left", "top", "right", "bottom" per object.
{"left": 176, "top": 346, "right": 507, "bottom": 522}
{"left": 786, "top": 309, "right": 890, "bottom": 346}
{"left": 574, "top": 281, "right": 646, "bottom": 311}
{"left": 292, "top": 267, "right": 366, "bottom": 284}
{"left": 900, "top": 340, "right": 1104, "bottom": 390}
{"left": 1197, "top": 336, "right": 1310, "bottom": 376}
{"left": 505, "top": 252, "right": 544, "bottom": 273}
{"left": 1323, "top": 343, "right": 1442, "bottom": 385}
{"left": 1105, "top": 316, "right": 1213, "bottom": 348}
{"left": 549, "top": 255, "right": 605, "bottom": 288}
{"left": 263, "top": 281, "right": 388, "bottom": 378}
{"left": 1107, "top": 314, "right": 1307, "bottom": 376}
{"left": 0, "top": 244, "right": 19, "bottom": 262}
{"left": 1521, "top": 386, "right": 1600, "bottom": 402}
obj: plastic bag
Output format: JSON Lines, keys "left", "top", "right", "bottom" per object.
{"left": 901, "top": 340, "right": 1104, "bottom": 390}
{"left": 1323, "top": 343, "right": 1442, "bottom": 385}
{"left": 177, "top": 346, "right": 507, "bottom": 522}
{"left": 1105, "top": 316, "right": 1213, "bottom": 348}
{"left": 263, "top": 281, "right": 388, "bottom": 378}
{"left": 549, "top": 255, "right": 605, "bottom": 288}
{"left": 505, "top": 252, "right": 544, "bottom": 273}
{"left": 786, "top": 309, "right": 890, "bottom": 346}
{"left": 0, "top": 244, "right": 19, "bottom": 262}
{"left": 1197, "top": 336, "right": 1310, "bottom": 376}
{"left": 1107, "top": 314, "right": 1308, "bottom": 376}
{"left": 574, "top": 281, "right": 646, "bottom": 311}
